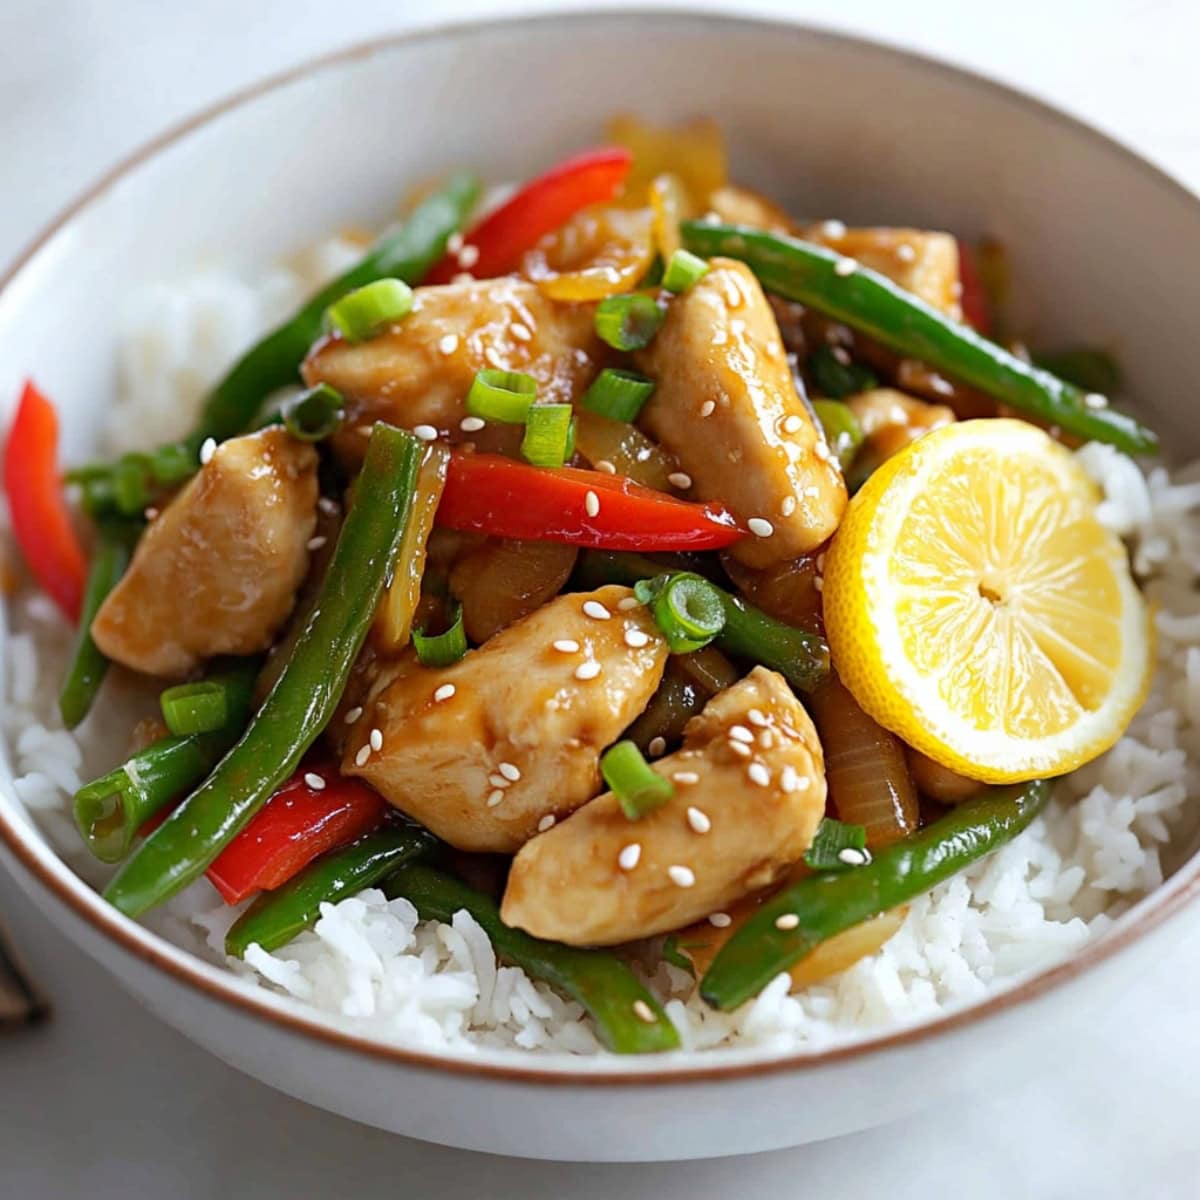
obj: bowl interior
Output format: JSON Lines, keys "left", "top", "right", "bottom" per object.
{"left": 2, "top": 11, "right": 1199, "bottom": 1076}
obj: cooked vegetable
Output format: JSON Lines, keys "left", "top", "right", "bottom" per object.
{"left": 811, "top": 399, "right": 865, "bottom": 472}
{"left": 601, "top": 740, "right": 674, "bottom": 819}
{"left": 808, "top": 345, "right": 878, "bottom": 399}
{"left": 699, "top": 779, "right": 1051, "bottom": 1010}
{"left": 661, "top": 248, "right": 709, "bottom": 294}
{"left": 580, "top": 368, "right": 656, "bottom": 423}
{"left": 594, "top": 293, "right": 666, "bottom": 351}
{"left": 206, "top": 767, "right": 389, "bottom": 904}
{"left": 624, "top": 646, "right": 739, "bottom": 752}
{"left": 681, "top": 222, "right": 1158, "bottom": 455}
{"left": 571, "top": 409, "right": 678, "bottom": 491}
{"left": 58, "top": 520, "right": 139, "bottom": 729}
{"left": 159, "top": 680, "right": 230, "bottom": 737}
{"left": 579, "top": 551, "right": 829, "bottom": 692}
{"left": 225, "top": 825, "right": 437, "bottom": 956}
{"left": 907, "top": 749, "right": 983, "bottom": 804}
{"left": 4, "top": 381, "right": 87, "bottom": 621}
{"left": 280, "top": 383, "right": 346, "bottom": 442}
{"left": 637, "top": 571, "right": 726, "bottom": 653}
{"left": 386, "top": 863, "right": 679, "bottom": 1054}
{"left": 606, "top": 114, "right": 725, "bottom": 214}
{"left": 103, "top": 423, "right": 423, "bottom": 917}
{"left": 324, "top": 278, "right": 413, "bottom": 342}
{"left": 956, "top": 239, "right": 990, "bottom": 332}
{"left": 73, "top": 658, "right": 259, "bottom": 863}
{"left": 521, "top": 403, "right": 575, "bottom": 467}
{"left": 803, "top": 818, "right": 869, "bottom": 869}
{"left": 466, "top": 368, "right": 538, "bottom": 424}
{"left": 75, "top": 173, "right": 479, "bottom": 514}
{"left": 845, "top": 389, "right": 954, "bottom": 485}
{"left": 436, "top": 453, "right": 746, "bottom": 551}
{"left": 523, "top": 204, "right": 655, "bottom": 301}
{"left": 412, "top": 602, "right": 469, "bottom": 667}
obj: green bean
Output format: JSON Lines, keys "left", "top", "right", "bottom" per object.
{"left": 225, "top": 826, "right": 437, "bottom": 957}
{"left": 700, "top": 780, "right": 1051, "bottom": 1010}
{"left": 384, "top": 864, "right": 680, "bottom": 1054}
{"left": 103, "top": 423, "right": 423, "bottom": 917}
{"left": 577, "top": 550, "right": 829, "bottom": 692}
{"left": 810, "top": 399, "right": 864, "bottom": 473}
{"left": 681, "top": 222, "right": 1157, "bottom": 455}
{"left": 58, "top": 520, "right": 139, "bottom": 729}
{"left": 1032, "top": 347, "right": 1122, "bottom": 396}
{"left": 808, "top": 345, "right": 878, "bottom": 399}
{"left": 73, "top": 658, "right": 259, "bottom": 863}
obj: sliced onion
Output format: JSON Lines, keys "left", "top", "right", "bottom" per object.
{"left": 572, "top": 408, "right": 679, "bottom": 491}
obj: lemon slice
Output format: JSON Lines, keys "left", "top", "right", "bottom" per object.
{"left": 822, "top": 419, "right": 1152, "bottom": 783}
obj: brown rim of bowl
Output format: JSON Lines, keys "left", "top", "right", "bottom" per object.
{"left": 1, "top": 7, "right": 1199, "bottom": 1088}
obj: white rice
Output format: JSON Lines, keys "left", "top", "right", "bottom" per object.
{"left": 2, "top": 245, "right": 1198, "bottom": 1058}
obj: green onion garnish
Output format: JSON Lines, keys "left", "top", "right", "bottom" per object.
{"left": 324, "top": 278, "right": 414, "bottom": 343}
{"left": 636, "top": 572, "right": 725, "bottom": 653}
{"left": 594, "top": 294, "right": 666, "bottom": 351}
{"left": 413, "top": 602, "right": 468, "bottom": 668}
{"left": 112, "top": 454, "right": 152, "bottom": 514}
{"left": 661, "top": 249, "right": 710, "bottom": 294}
{"left": 601, "top": 740, "right": 674, "bottom": 820}
{"left": 581, "top": 368, "right": 656, "bottom": 423}
{"left": 809, "top": 344, "right": 878, "bottom": 399}
{"left": 159, "top": 681, "right": 229, "bottom": 737}
{"left": 282, "top": 383, "right": 346, "bottom": 442}
{"left": 811, "top": 399, "right": 864, "bottom": 472}
{"left": 466, "top": 368, "right": 538, "bottom": 424}
{"left": 661, "top": 935, "right": 696, "bottom": 975}
{"left": 803, "top": 818, "right": 869, "bottom": 870}
{"left": 521, "top": 404, "right": 575, "bottom": 468}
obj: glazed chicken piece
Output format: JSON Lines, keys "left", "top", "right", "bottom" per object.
{"left": 91, "top": 428, "right": 317, "bottom": 677}
{"left": 706, "top": 184, "right": 799, "bottom": 235}
{"left": 846, "top": 388, "right": 955, "bottom": 471}
{"left": 803, "top": 225, "right": 963, "bottom": 319}
{"left": 342, "top": 585, "right": 669, "bottom": 852}
{"left": 302, "top": 276, "right": 604, "bottom": 456}
{"left": 635, "top": 259, "right": 846, "bottom": 569}
{"left": 501, "top": 667, "right": 828, "bottom": 946}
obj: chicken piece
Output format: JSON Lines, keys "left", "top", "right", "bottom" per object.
{"left": 803, "top": 226, "right": 962, "bottom": 320}
{"left": 501, "top": 667, "right": 827, "bottom": 946}
{"left": 342, "top": 585, "right": 669, "bottom": 852}
{"left": 91, "top": 429, "right": 317, "bottom": 677}
{"left": 707, "top": 184, "right": 798, "bottom": 235}
{"left": 846, "top": 388, "right": 955, "bottom": 471}
{"left": 636, "top": 259, "right": 846, "bottom": 568}
{"left": 303, "top": 276, "right": 604, "bottom": 457}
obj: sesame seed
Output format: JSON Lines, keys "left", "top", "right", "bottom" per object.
{"left": 758, "top": 729, "right": 775, "bottom": 750}
{"left": 775, "top": 913, "right": 800, "bottom": 930}
{"left": 433, "top": 683, "right": 457, "bottom": 702}
{"left": 617, "top": 597, "right": 641, "bottom": 611}
{"left": 413, "top": 424, "right": 438, "bottom": 441}
{"left": 458, "top": 244, "right": 480, "bottom": 268}
{"left": 484, "top": 346, "right": 505, "bottom": 369}
{"left": 489, "top": 774, "right": 510, "bottom": 789}
{"left": 1084, "top": 392, "right": 1109, "bottom": 410}
{"left": 447, "top": 232, "right": 464, "bottom": 254}
{"left": 582, "top": 600, "right": 611, "bottom": 620}
{"left": 460, "top": 415, "right": 486, "bottom": 432}
{"left": 304, "top": 772, "right": 326, "bottom": 791}
{"left": 747, "top": 708, "right": 769, "bottom": 727}
{"left": 647, "top": 736, "right": 667, "bottom": 758}
{"left": 729, "top": 725, "right": 754, "bottom": 744}
{"left": 728, "top": 740, "right": 751, "bottom": 758}
{"left": 673, "top": 771, "right": 700, "bottom": 785}
{"left": 667, "top": 472, "right": 693, "bottom": 489}
{"left": 748, "top": 517, "right": 775, "bottom": 538}
{"left": 831, "top": 345, "right": 851, "bottom": 367}
{"left": 782, "top": 414, "right": 804, "bottom": 434}
{"left": 814, "top": 576, "right": 824, "bottom": 593}
{"left": 585, "top": 490, "right": 601, "bottom": 518}
{"left": 821, "top": 219, "right": 847, "bottom": 238}
{"left": 838, "top": 847, "right": 868, "bottom": 866}
{"left": 633, "top": 999, "right": 656, "bottom": 1023}
{"left": 747, "top": 762, "right": 771, "bottom": 787}
{"left": 781, "top": 496, "right": 797, "bottom": 517}
{"left": 575, "top": 660, "right": 602, "bottom": 681}
{"left": 624, "top": 627, "right": 650, "bottom": 648}
{"left": 687, "top": 807, "right": 711, "bottom": 834}
{"left": 594, "top": 459, "right": 617, "bottom": 474}
{"left": 668, "top": 865, "right": 696, "bottom": 888}
{"left": 318, "top": 496, "right": 339, "bottom": 515}
{"left": 708, "top": 911, "right": 732, "bottom": 928}
{"left": 537, "top": 814, "right": 556, "bottom": 832}
{"left": 896, "top": 243, "right": 916, "bottom": 262}
{"left": 356, "top": 424, "right": 375, "bottom": 437}
{"left": 143, "top": 506, "right": 159, "bottom": 521}
{"left": 344, "top": 706, "right": 363, "bottom": 724}
{"left": 618, "top": 843, "right": 641, "bottom": 870}
{"left": 199, "top": 437, "right": 217, "bottom": 465}
{"left": 354, "top": 745, "right": 371, "bottom": 767}
{"left": 699, "top": 400, "right": 716, "bottom": 417}
{"left": 816, "top": 552, "right": 827, "bottom": 572}
{"left": 369, "top": 728, "right": 383, "bottom": 752}
{"left": 553, "top": 639, "right": 580, "bottom": 653}
{"left": 511, "top": 322, "right": 532, "bottom": 342}
{"left": 780, "top": 765, "right": 799, "bottom": 793}
{"left": 307, "top": 535, "right": 327, "bottom": 551}
{"left": 499, "top": 762, "right": 521, "bottom": 782}
{"left": 486, "top": 789, "right": 505, "bottom": 807}
{"left": 834, "top": 257, "right": 857, "bottom": 277}
{"left": 439, "top": 333, "right": 460, "bottom": 355}
{"left": 452, "top": 272, "right": 475, "bottom": 285}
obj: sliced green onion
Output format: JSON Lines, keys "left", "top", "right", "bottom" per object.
{"left": 581, "top": 368, "right": 656, "bottom": 422}
{"left": 661, "top": 249, "right": 710, "bottom": 294}
{"left": 465, "top": 368, "right": 538, "bottom": 423}
{"left": 594, "top": 294, "right": 666, "bottom": 351}
{"left": 809, "top": 344, "right": 878, "bottom": 399}
{"left": 150, "top": 441, "right": 196, "bottom": 487}
{"left": 639, "top": 256, "right": 665, "bottom": 289}
{"left": 661, "top": 935, "right": 695, "bottom": 975}
{"left": 112, "top": 454, "right": 152, "bottom": 514}
{"left": 803, "top": 818, "right": 868, "bottom": 870}
{"left": 324, "top": 278, "right": 413, "bottom": 343}
{"left": 637, "top": 572, "right": 725, "bottom": 653}
{"left": 811, "top": 399, "right": 865, "bottom": 471}
{"left": 413, "top": 601, "right": 468, "bottom": 667}
{"left": 521, "top": 404, "right": 575, "bottom": 468}
{"left": 601, "top": 740, "right": 674, "bottom": 820}
{"left": 282, "top": 383, "right": 345, "bottom": 442}
{"left": 159, "top": 681, "right": 229, "bottom": 737}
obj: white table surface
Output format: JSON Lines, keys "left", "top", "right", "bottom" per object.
{"left": 4, "top": 1, "right": 1200, "bottom": 1195}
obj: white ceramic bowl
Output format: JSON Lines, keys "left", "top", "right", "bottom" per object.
{"left": 2, "top": 10, "right": 1199, "bottom": 1163}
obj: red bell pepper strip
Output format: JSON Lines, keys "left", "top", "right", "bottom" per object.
{"left": 206, "top": 766, "right": 388, "bottom": 905}
{"left": 424, "top": 147, "right": 633, "bottom": 284}
{"left": 437, "top": 452, "right": 746, "bottom": 551}
{"left": 3, "top": 381, "right": 87, "bottom": 622}
{"left": 957, "top": 239, "right": 990, "bottom": 334}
